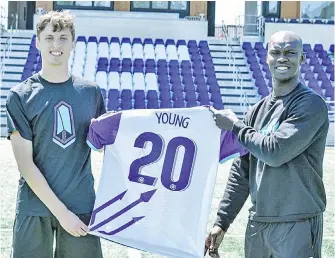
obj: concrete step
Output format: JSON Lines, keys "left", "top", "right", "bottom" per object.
{"left": 2, "top": 58, "right": 27, "bottom": 65}
{"left": 1, "top": 37, "right": 32, "bottom": 45}
{"left": 1, "top": 50, "right": 29, "bottom": 58}
{"left": 210, "top": 51, "right": 245, "bottom": 59}
{"left": 218, "top": 80, "right": 255, "bottom": 87}
{"left": 2, "top": 65, "right": 25, "bottom": 73}
{"left": 211, "top": 52, "right": 244, "bottom": 59}
{"left": 2, "top": 73, "right": 22, "bottom": 80}
{"left": 1, "top": 81, "right": 20, "bottom": 88}
{"left": 216, "top": 73, "right": 252, "bottom": 80}
{"left": 207, "top": 38, "right": 240, "bottom": 46}
{"left": 220, "top": 87, "right": 258, "bottom": 96}
{"left": 215, "top": 66, "right": 249, "bottom": 73}
{"left": 0, "top": 125, "right": 7, "bottom": 139}
{"left": 209, "top": 45, "right": 242, "bottom": 52}
{"left": 224, "top": 104, "right": 254, "bottom": 114}
{"left": 222, "top": 95, "right": 261, "bottom": 103}
{"left": 213, "top": 58, "right": 246, "bottom": 65}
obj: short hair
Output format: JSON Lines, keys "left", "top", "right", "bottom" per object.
{"left": 36, "top": 10, "right": 75, "bottom": 41}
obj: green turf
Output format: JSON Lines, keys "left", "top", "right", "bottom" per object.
{"left": 0, "top": 140, "right": 334, "bottom": 257}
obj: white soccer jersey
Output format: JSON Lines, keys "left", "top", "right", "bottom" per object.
{"left": 87, "top": 106, "right": 247, "bottom": 258}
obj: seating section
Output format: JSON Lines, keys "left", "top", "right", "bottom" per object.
{"left": 22, "top": 36, "right": 224, "bottom": 111}
{"left": 264, "top": 18, "right": 334, "bottom": 24}
{"left": 242, "top": 42, "right": 334, "bottom": 102}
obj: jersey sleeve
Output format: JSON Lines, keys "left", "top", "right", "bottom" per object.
{"left": 6, "top": 90, "right": 33, "bottom": 141}
{"left": 219, "top": 130, "right": 248, "bottom": 163}
{"left": 86, "top": 112, "right": 122, "bottom": 151}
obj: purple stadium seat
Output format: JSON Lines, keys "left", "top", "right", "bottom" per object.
{"left": 314, "top": 44, "right": 324, "bottom": 53}
{"left": 250, "top": 62, "right": 260, "bottom": 71}
{"left": 329, "top": 44, "right": 334, "bottom": 54}
{"left": 145, "top": 59, "right": 155, "bottom": 68}
{"left": 321, "top": 80, "right": 332, "bottom": 89}
{"left": 300, "top": 63, "right": 311, "bottom": 73}
{"left": 202, "top": 54, "right": 212, "bottom": 62}
{"left": 301, "top": 19, "right": 311, "bottom": 24}
{"left": 169, "top": 60, "right": 179, "bottom": 68}
{"left": 289, "top": 19, "right": 298, "bottom": 23}
{"left": 98, "top": 57, "right": 109, "bottom": 67}
{"left": 111, "top": 37, "right": 120, "bottom": 44}
{"left": 242, "top": 42, "right": 252, "bottom": 50}
{"left": 165, "top": 39, "right": 175, "bottom": 46}
{"left": 309, "top": 57, "right": 319, "bottom": 66}
{"left": 313, "top": 64, "right": 323, "bottom": 73}
{"left": 160, "top": 100, "right": 172, "bottom": 109}
{"left": 205, "top": 70, "right": 216, "bottom": 78}
{"left": 328, "top": 20, "right": 335, "bottom": 25}
{"left": 121, "top": 89, "right": 132, "bottom": 100}
{"left": 157, "top": 60, "right": 168, "bottom": 68}
{"left": 307, "top": 78, "right": 318, "bottom": 88}
{"left": 182, "top": 75, "right": 194, "bottom": 85}
{"left": 121, "top": 66, "right": 131, "bottom": 73}
{"left": 159, "top": 82, "right": 170, "bottom": 91}
{"left": 318, "top": 50, "right": 328, "bottom": 59}
{"left": 154, "top": 39, "right": 164, "bottom": 46}
{"left": 120, "top": 99, "right": 132, "bottom": 110}
{"left": 325, "top": 87, "right": 334, "bottom": 100}
{"left": 306, "top": 50, "right": 316, "bottom": 58}
{"left": 258, "top": 84, "right": 270, "bottom": 97}
{"left": 254, "top": 42, "right": 265, "bottom": 51}
{"left": 177, "top": 40, "right": 187, "bottom": 47}
{"left": 247, "top": 56, "right": 258, "bottom": 64}
{"left": 97, "top": 66, "right": 108, "bottom": 72}
{"left": 322, "top": 58, "right": 331, "bottom": 66}
{"left": 276, "top": 18, "right": 285, "bottom": 23}
{"left": 330, "top": 72, "right": 334, "bottom": 81}
{"left": 134, "top": 90, "right": 145, "bottom": 100}
{"left": 132, "top": 38, "right": 142, "bottom": 45}
{"left": 199, "top": 40, "right": 209, "bottom": 48}
{"left": 145, "top": 67, "right": 155, "bottom": 73}
{"left": 88, "top": 36, "right": 97, "bottom": 43}
{"left": 326, "top": 65, "right": 334, "bottom": 73}
{"left": 252, "top": 70, "right": 264, "bottom": 79}
{"left": 303, "top": 44, "right": 312, "bottom": 52}
{"left": 304, "top": 71, "right": 315, "bottom": 81}
{"left": 317, "top": 71, "right": 328, "bottom": 81}
{"left": 314, "top": 20, "right": 323, "bottom": 24}
{"left": 121, "top": 38, "right": 131, "bottom": 44}
{"left": 144, "top": 38, "right": 153, "bottom": 45}
{"left": 245, "top": 49, "right": 255, "bottom": 57}
{"left": 134, "top": 59, "right": 144, "bottom": 68}
{"left": 198, "top": 91, "right": 210, "bottom": 105}
{"left": 107, "top": 89, "right": 120, "bottom": 111}
{"left": 147, "top": 90, "right": 158, "bottom": 100}
{"left": 200, "top": 48, "right": 210, "bottom": 55}
{"left": 173, "top": 99, "right": 184, "bottom": 108}
{"left": 122, "top": 58, "right": 132, "bottom": 68}
{"left": 99, "top": 37, "right": 109, "bottom": 44}
{"left": 187, "top": 40, "right": 197, "bottom": 48}
{"left": 181, "top": 60, "right": 191, "bottom": 69}
{"left": 147, "top": 98, "right": 159, "bottom": 109}
{"left": 76, "top": 36, "right": 86, "bottom": 43}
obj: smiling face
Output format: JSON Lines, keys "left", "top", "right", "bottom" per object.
{"left": 36, "top": 23, "right": 74, "bottom": 67}
{"left": 267, "top": 31, "right": 305, "bottom": 83}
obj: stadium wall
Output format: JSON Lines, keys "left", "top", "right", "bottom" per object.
{"left": 264, "top": 23, "right": 334, "bottom": 50}
{"left": 33, "top": 10, "right": 208, "bottom": 40}
{"left": 35, "top": 1, "right": 207, "bottom": 17}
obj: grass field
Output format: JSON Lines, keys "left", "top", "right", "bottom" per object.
{"left": 0, "top": 140, "right": 334, "bottom": 258}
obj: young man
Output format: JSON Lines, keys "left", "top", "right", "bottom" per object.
{"left": 206, "top": 31, "right": 329, "bottom": 258}
{"left": 6, "top": 11, "right": 105, "bottom": 258}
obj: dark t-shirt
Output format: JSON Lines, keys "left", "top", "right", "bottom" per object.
{"left": 6, "top": 73, "right": 106, "bottom": 216}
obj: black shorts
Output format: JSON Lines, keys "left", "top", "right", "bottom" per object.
{"left": 11, "top": 213, "right": 103, "bottom": 258}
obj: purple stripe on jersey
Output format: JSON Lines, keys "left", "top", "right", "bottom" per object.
{"left": 220, "top": 130, "right": 248, "bottom": 161}
{"left": 87, "top": 112, "right": 122, "bottom": 149}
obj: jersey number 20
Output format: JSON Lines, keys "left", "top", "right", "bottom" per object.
{"left": 129, "top": 132, "right": 197, "bottom": 191}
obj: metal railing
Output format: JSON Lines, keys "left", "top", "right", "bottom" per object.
{"left": 218, "top": 22, "right": 251, "bottom": 115}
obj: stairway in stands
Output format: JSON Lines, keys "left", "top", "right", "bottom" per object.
{"left": 0, "top": 31, "right": 34, "bottom": 137}
{"left": 207, "top": 37, "right": 261, "bottom": 119}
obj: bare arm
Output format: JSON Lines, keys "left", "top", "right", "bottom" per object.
{"left": 10, "top": 131, "right": 88, "bottom": 237}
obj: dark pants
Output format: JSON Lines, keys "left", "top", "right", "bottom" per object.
{"left": 245, "top": 215, "right": 323, "bottom": 258}
{"left": 11, "top": 213, "right": 103, "bottom": 258}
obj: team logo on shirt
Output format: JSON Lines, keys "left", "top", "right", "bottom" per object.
{"left": 260, "top": 119, "right": 279, "bottom": 135}
{"left": 53, "top": 101, "right": 76, "bottom": 149}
